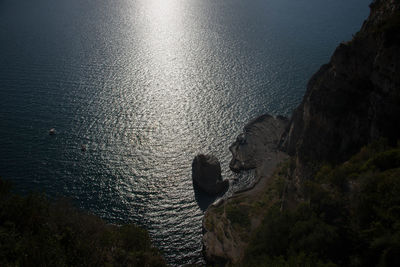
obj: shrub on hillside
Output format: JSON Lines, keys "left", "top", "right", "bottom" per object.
{"left": 0, "top": 178, "right": 165, "bottom": 266}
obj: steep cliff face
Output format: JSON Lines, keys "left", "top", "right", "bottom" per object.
{"left": 281, "top": 0, "right": 400, "bottom": 171}
{"left": 203, "top": 0, "right": 400, "bottom": 265}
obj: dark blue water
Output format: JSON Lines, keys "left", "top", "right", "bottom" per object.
{"left": 0, "top": 0, "right": 370, "bottom": 265}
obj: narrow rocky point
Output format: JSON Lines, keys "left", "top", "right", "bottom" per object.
{"left": 229, "top": 114, "right": 288, "bottom": 173}
{"left": 202, "top": 0, "right": 400, "bottom": 264}
{"left": 202, "top": 115, "right": 288, "bottom": 264}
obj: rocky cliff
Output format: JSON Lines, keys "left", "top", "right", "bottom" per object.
{"left": 203, "top": 0, "right": 400, "bottom": 264}
{"left": 281, "top": 0, "right": 400, "bottom": 173}
{"left": 229, "top": 114, "right": 288, "bottom": 172}
{"left": 202, "top": 115, "right": 288, "bottom": 264}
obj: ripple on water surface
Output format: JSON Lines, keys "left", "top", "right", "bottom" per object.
{"left": 0, "top": 0, "right": 370, "bottom": 265}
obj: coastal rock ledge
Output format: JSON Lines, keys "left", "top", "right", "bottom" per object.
{"left": 192, "top": 154, "right": 229, "bottom": 195}
{"left": 229, "top": 114, "right": 288, "bottom": 172}
{"left": 202, "top": 114, "right": 289, "bottom": 265}
{"left": 203, "top": 0, "right": 400, "bottom": 265}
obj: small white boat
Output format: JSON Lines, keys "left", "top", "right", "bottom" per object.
{"left": 49, "top": 128, "right": 56, "bottom": 135}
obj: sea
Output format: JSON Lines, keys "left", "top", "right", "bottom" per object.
{"left": 0, "top": 0, "right": 370, "bottom": 265}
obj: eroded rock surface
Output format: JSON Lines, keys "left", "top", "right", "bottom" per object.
{"left": 280, "top": 0, "right": 400, "bottom": 172}
{"left": 203, "top": 1, "right": 400, "bottom": 264}
{"left": 203, "top": 114, "right": 288, "bottom": 264}
{"left": 229, "top": 114, "right": 288, "bottom": 172}
{"left": 192, "top": 154, "right": 229, "bottom": 195}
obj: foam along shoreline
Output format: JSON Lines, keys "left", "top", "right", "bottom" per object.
{"left": 229, "top": 114, "right": 288, "bottom": 172}
{"left": 202, "top": 114, "right": 288, "bottom": 264}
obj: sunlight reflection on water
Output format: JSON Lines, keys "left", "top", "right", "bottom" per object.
{"left": 0, "top": 0, "right": 370, "bottom": 265}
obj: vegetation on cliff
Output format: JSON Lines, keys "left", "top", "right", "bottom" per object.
{"left": 0, "top": 179, "right": 165, "bottom": 266}
{"left": 242, "top": 140, "right": 400, "bottom": 267}
{"left": 203, "top": 0, "right": 400, "bottom": 265}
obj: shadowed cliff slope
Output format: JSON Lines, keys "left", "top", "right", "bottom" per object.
{"left": 0, "top": 178, "right": 166, "bottom": 267}
{"left": 203, "top": 0, "right": 400, "bottom": 265}
{"left": 281, "top": 0, "right": 400, "bottom": 172}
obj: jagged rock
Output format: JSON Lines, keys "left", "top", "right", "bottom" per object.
{"left": 202, "top": 207, "right": 243, "bottom": 265}
{"left": 229, "top": 114, "right": 288, "bottom": 172}
{"left": 202, "top": 115, "right": 289, "bottom": 265}
{"left": 280, "top": 0, "right": 400, "bottom": 170}
{"left": 204, "top": 1, "right": 400, "bottom": 265}
{"left": 202, "top": 149, "right": 288, "bottom": 265}
{"left": 192, "top": 154, "right": 229, "bottom": 195}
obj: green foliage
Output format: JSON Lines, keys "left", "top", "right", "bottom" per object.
{"left": 242, "top": 141, "right": 400, "bottom": 266}
{"left": 0, "top": 178, "right": 165, "bottom": 266}
{"left": 365, "top": 149, "right": 400, "bottom": 171}
{"left": 245, "top": 206, "right": 292, "bottom": 259}
{"left": 226, "top": 204, "right": 250, "bottom": 229}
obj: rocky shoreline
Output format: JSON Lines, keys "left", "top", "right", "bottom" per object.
{"left": 202, "top": 114, "right": 288, "bottom": 264}
{"left": 201, "top": 0, "right": 400, "bottom": 264}
{"left": 229, "top": 114, "right": 288, "bottom": 172}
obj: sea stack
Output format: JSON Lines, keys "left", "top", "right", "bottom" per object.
{"left": 192, "top": 154, "right": 229, "bottom": 195}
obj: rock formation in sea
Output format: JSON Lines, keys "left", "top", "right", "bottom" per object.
{"left": 203, "top": 0, "right": 400, "bottom": 264}
{"left": 202, "top": 115, "right": 288, "bottom": 264}
{"left": 192, "top": 154, "right": 229, "bottom": 195}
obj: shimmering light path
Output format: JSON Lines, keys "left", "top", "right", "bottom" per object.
{"left": 0, "top": 0, "right": 369, "bottom": 264}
